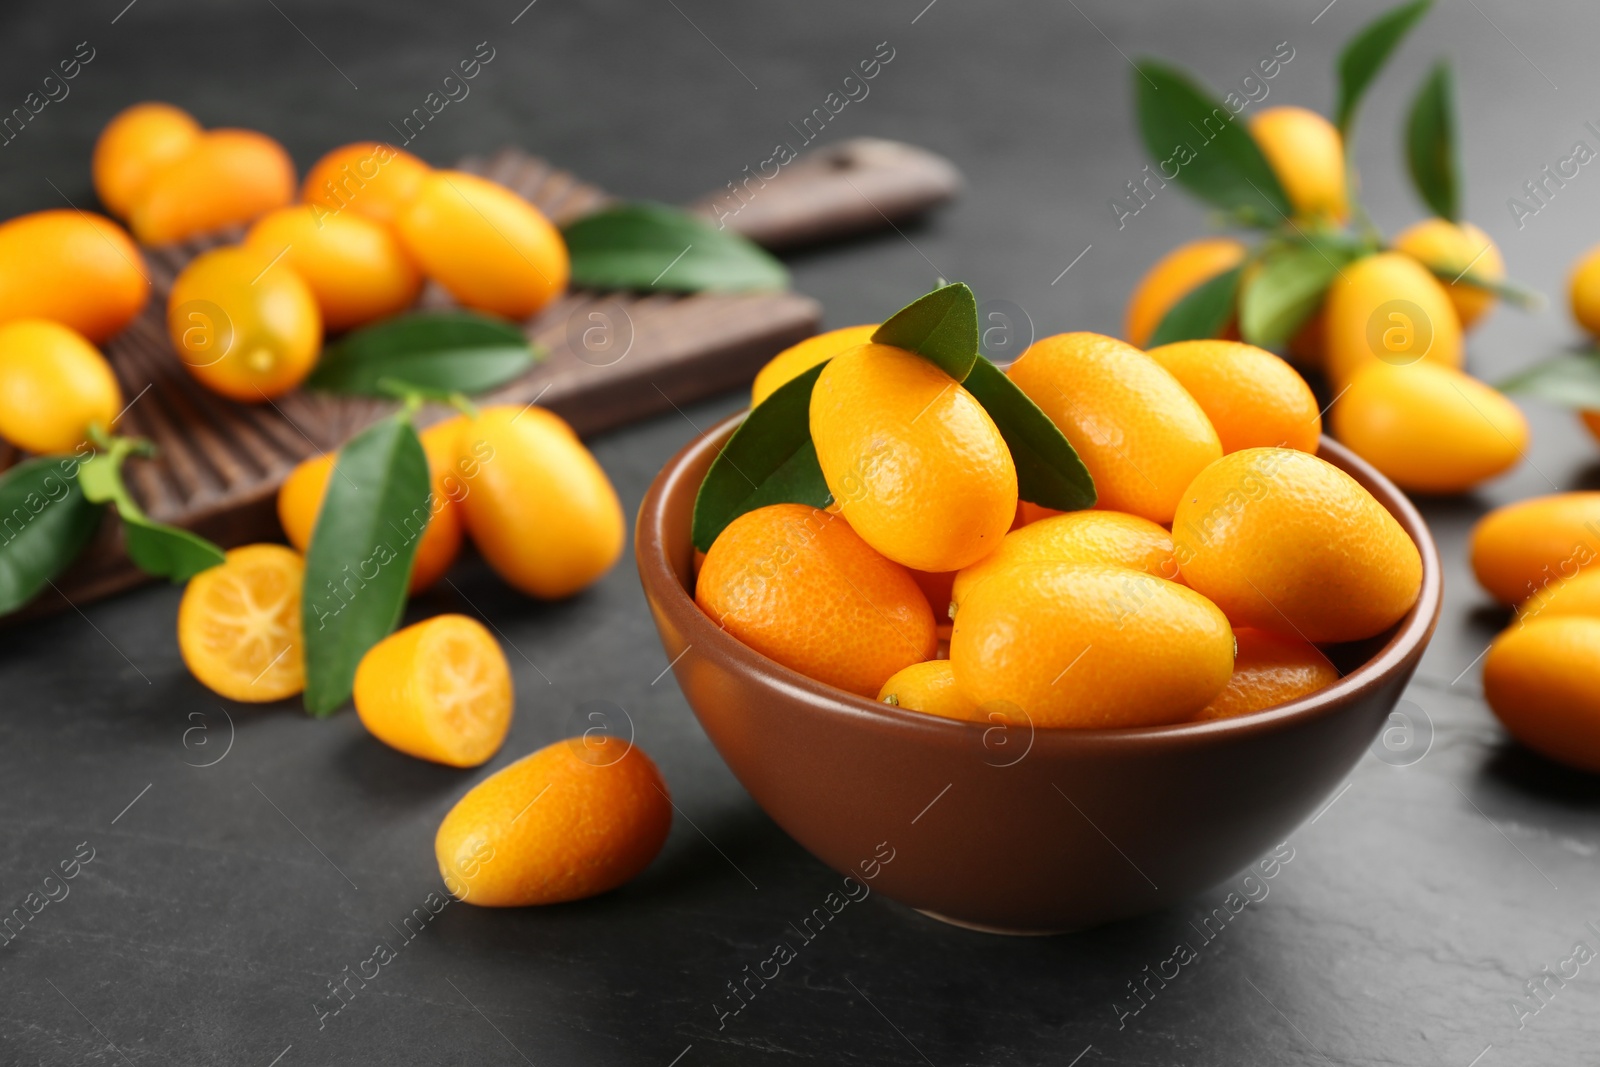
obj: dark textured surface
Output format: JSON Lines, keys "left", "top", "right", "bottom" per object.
{"left": 2, "top": 1, "right": 1599, "bottom": 1064}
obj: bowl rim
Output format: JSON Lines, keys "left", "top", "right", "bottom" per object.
{"left": 636, "top": 411, "right": 1443, "bottom": 753}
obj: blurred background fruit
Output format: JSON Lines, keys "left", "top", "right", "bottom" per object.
{"left": 1124, "top": 237, "right": 1246, "bottom": 348}
{"left": 457, "top": 405, "right": 624, "bottom": 599}
{"left": 0, "top": 319, "right": 122, "bottom": 454}
{"left": 244, "top": 206, "right": 423, "bottom": 331}
{"left": 396, "top": 169, "right": 569, "bottom": 319}
{"left": 1484, "top": 617, "right": 1600, "bottom": 773}
{"left": 128, "top": 128, "right": 295, "bottom": 244}
{"left": 1332, "top": 360, "right": 1526, "bottom": 493}
{"left": 811, "top": 343, "right": 1016, "bottom": 572}
{"left": 0, "top": 209, "right": 148, "bottom": 342}
{"left": 1324, "top": 251, "right": 1463, "bottom": 386}
{"left": 1393, "top": 218, "right": 1503, "bottom": 330}
{"left": 166, "top": 244, "right": 321, "bottom": 401}
{"left": 1249, "top": 105, "right": 1348, "bottom": 222}
{"left": 301, "top": 141, "right": 431, "bottom": 226}
{"left": 92, "top": 102, "right": 202, "bottom": 220}
{"left": 1469, "top": 492, "right": 1600, "bottom": 605}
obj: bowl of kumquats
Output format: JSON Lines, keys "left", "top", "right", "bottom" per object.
{"left": 636, "top": 284, "right": 1442, "bottom": 933}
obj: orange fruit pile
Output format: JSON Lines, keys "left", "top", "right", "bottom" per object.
{"left": 701, "top": 327, "right": 1424, "bottom": 729}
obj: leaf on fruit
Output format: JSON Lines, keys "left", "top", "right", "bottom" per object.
{"left": 691, "top": 363, "right": 832, "bottom": 552}
{"left": 1239, "top": 241, "right": 1355, "bottom": 349}
{"left": 562, "top": 202, "right": 789, "bottom": 293}
{"left": 871, "top": 282, "right": 981, "bottom": 382}
{"left": 1405, "top": 61, "right": 1460, "bottom": 221}
{"left": 962, "top": 357, "right": 1095, "bottom": 512}
{"left": 1133, "top": 60, "right": 1291, "bottom": 223}
{"left": 80, "top": 444, "right": 225, "bottom": 582}
{"left": 301, "top": 414, "right": 431, "bottom": 717}
{"left": 309, "top": 312, "right": 540, "bottom": 396}
{"left": 0, "top": 455, "right": 103, "bottom": 616}
{"left": 1336, "top": 0, "right": 1432, "bottom": 133}
{"left": 1149, "top": 266, "right": 1243, "bottom": 347}
{"left": 1498, "top": 351, "right": 1600, "bottom": 409}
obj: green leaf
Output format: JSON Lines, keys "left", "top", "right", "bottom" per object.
{"left": 300, "top": 415, "right": 431, "bottom": 716}
{"left": 1424, "top": 263, "right": 1545, "bottom": 312}
{"left": 962, "top": 357, "right": 1095, "bottom": 512}
{"left": 122, "top": 514, "right": 226, "bottom": 581}
{"left": 1133, "top": 60, "right": 1291, "bottom": 222}
{"left": 1336, "top": 0, "right": 1432, "bottom": 134}
{"left": 562, "top": 202, "right": 789, "bottom": 293}
{"left": 309, "top": 312, "right": 540, "bottom": 397}
{"left": 1405, "top": 61, "right": 1460, "bottom": 220}
{"left": 1149, "top": 266, "right": 1243, "bottom": 346}
{"left": 1498, "top": 352, "right": 1600, "bottom": 409}
{"left": 691, "top": 363, "right": 832, "bottom": 552}
{"left": 1239, "top": 241, "right": 1354, "bottom": 348}
{"left": 0, "top": 455, "right": 103, "bottom": 615}
{"left": 871, "top": 283, "right": 980, "bottom": 382}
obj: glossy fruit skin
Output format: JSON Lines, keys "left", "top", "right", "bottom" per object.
{"left": 811, "top": 343, "right": 1017, "bottom": 572}
{"left": 1173, "top": 448, "right": 1422, "bottom": 643}
{"left": 177, "top": 544, "right": 304, "bottom": 702}
{"left": 950, "top": 561, "right": 1234, "bottom": 729}
{"left": 1517, "top": 567, "right": 1600, "bottom": 625}
{"left": 1324, "top": 252, "right": 1463, "bottom": 387}
{"left": 277, "top": 418, "right": 464, "bottom": 593}
{"left": 877, "top": 660, "right": 979, "bottom": 721}
{"left": 354, "top": 614, "right": 512, "bottom": 768}
{"left": 457, "top": 405, "right": 623, "bottom": 599}
{"left": 1469, "top": 493, "right": 1600, "bottom": 605}
{"left": 0, "top": 320, "right": 122, "bottom": 454}
{"left": 1484, "top": 617, "right": 1600, "bottom": 773}
{"left": 1125, "top": 237, "right": 1247, "bottom": 348}
{"left": 1394, "top": 219, "right": 1503, "bottom": 330}
{"left": 301, "top": 141, "right": 430, "bottom": 226}
{"left": 751, "top": 324, "right": 877, "bottom": 408}
{"left": 92, "top": 102, "right": 202, "bottom": 220}
{"left": 396, "top": 170, "right": 569, "bottom": 320}
{"left": 1009, "top": 332, "right": 1221, "bottom": 525}
{"left": 436, "top": 736, "right": 672, "bottom": 906}
{"left": 1249, "top": 106, "right": 1347, "bottom": 221}
{"left": 1571, "top": 242, "right": 1600, "bottom": 338}
{"left": 1146, "top": 339, "right": 1321, "bottom": 454}
{"left": 952, "top": 510, "right": 1179, "bottom": 611}
{"left": 167, "top": 245, "right": 322, "bottom": 401}
{"left": 0, "top": 210, "right": 149, "bottom": 343}
{"left": 129, "top": 129, "right": 296, "bottom": 244}
{"left": 697, "top": 503, "right": 937, "bottom": 697}
{"left": 245, "top": 206, "right": 422, "bottom": 331}
{"left": 1332, "top": 361, "right": 1526, "bottom": 494}
{"left": 1194, "top": 628, "right": 1339, "bottom": 721}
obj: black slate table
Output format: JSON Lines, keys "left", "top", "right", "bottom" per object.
{"left": 3, "top": 1, "right": 1598, "bottom": 1064}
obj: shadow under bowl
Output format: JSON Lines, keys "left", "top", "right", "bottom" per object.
{"left": 635, "top": 416, "right": 1442, "bottom": 933}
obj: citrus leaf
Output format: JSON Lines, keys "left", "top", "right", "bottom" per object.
{"left": 1239, "top": 241, "right": 1353, "bottom": 348}
{"left": 1336, "top": 0, "right": 1432, "bottom": 134}
{"left": 1424, "top": 263, "right": 1544, "bottom": 312}
{"left": 691, "top": 363, "right": 831, "bottom": 552}
{"left": 562, "top": 202, "right": 788, "bottom": 293}
{"left": 122, "top": 514, "right": 225, "bottom": 582}
{"left": 1133, "top": 60, "right": 1290, "bottom": 222}
{"left": 308, "top": 311, "right": 540, "bottom": 396}
{"left": 0, "top": 455, "right": 103, "bottom": 616}
{"left": 962, "top": 357, "right": 1095, "bottom": 512}
{"left": 300, "top": 415, "right": 431, "bottom": 717}
{"left": 1498, "top": 352, "right": 1600, "bottom": 409}
{"left": 1149, "top": 265, "right": 1243, "bottom": 346}
{"left": 1405, "top": 61, "right": 1460, "bottom": 221}
{"left": 871, "top": 282, "right": 980, "bottom": 382}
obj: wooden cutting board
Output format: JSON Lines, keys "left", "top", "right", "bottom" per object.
{"left": 6, "top": 137, "right": 960, "bottom": 617}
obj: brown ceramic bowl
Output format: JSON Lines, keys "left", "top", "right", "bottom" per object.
{"left": 636, "top": 415, "right": 1441, "bottom": 933}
